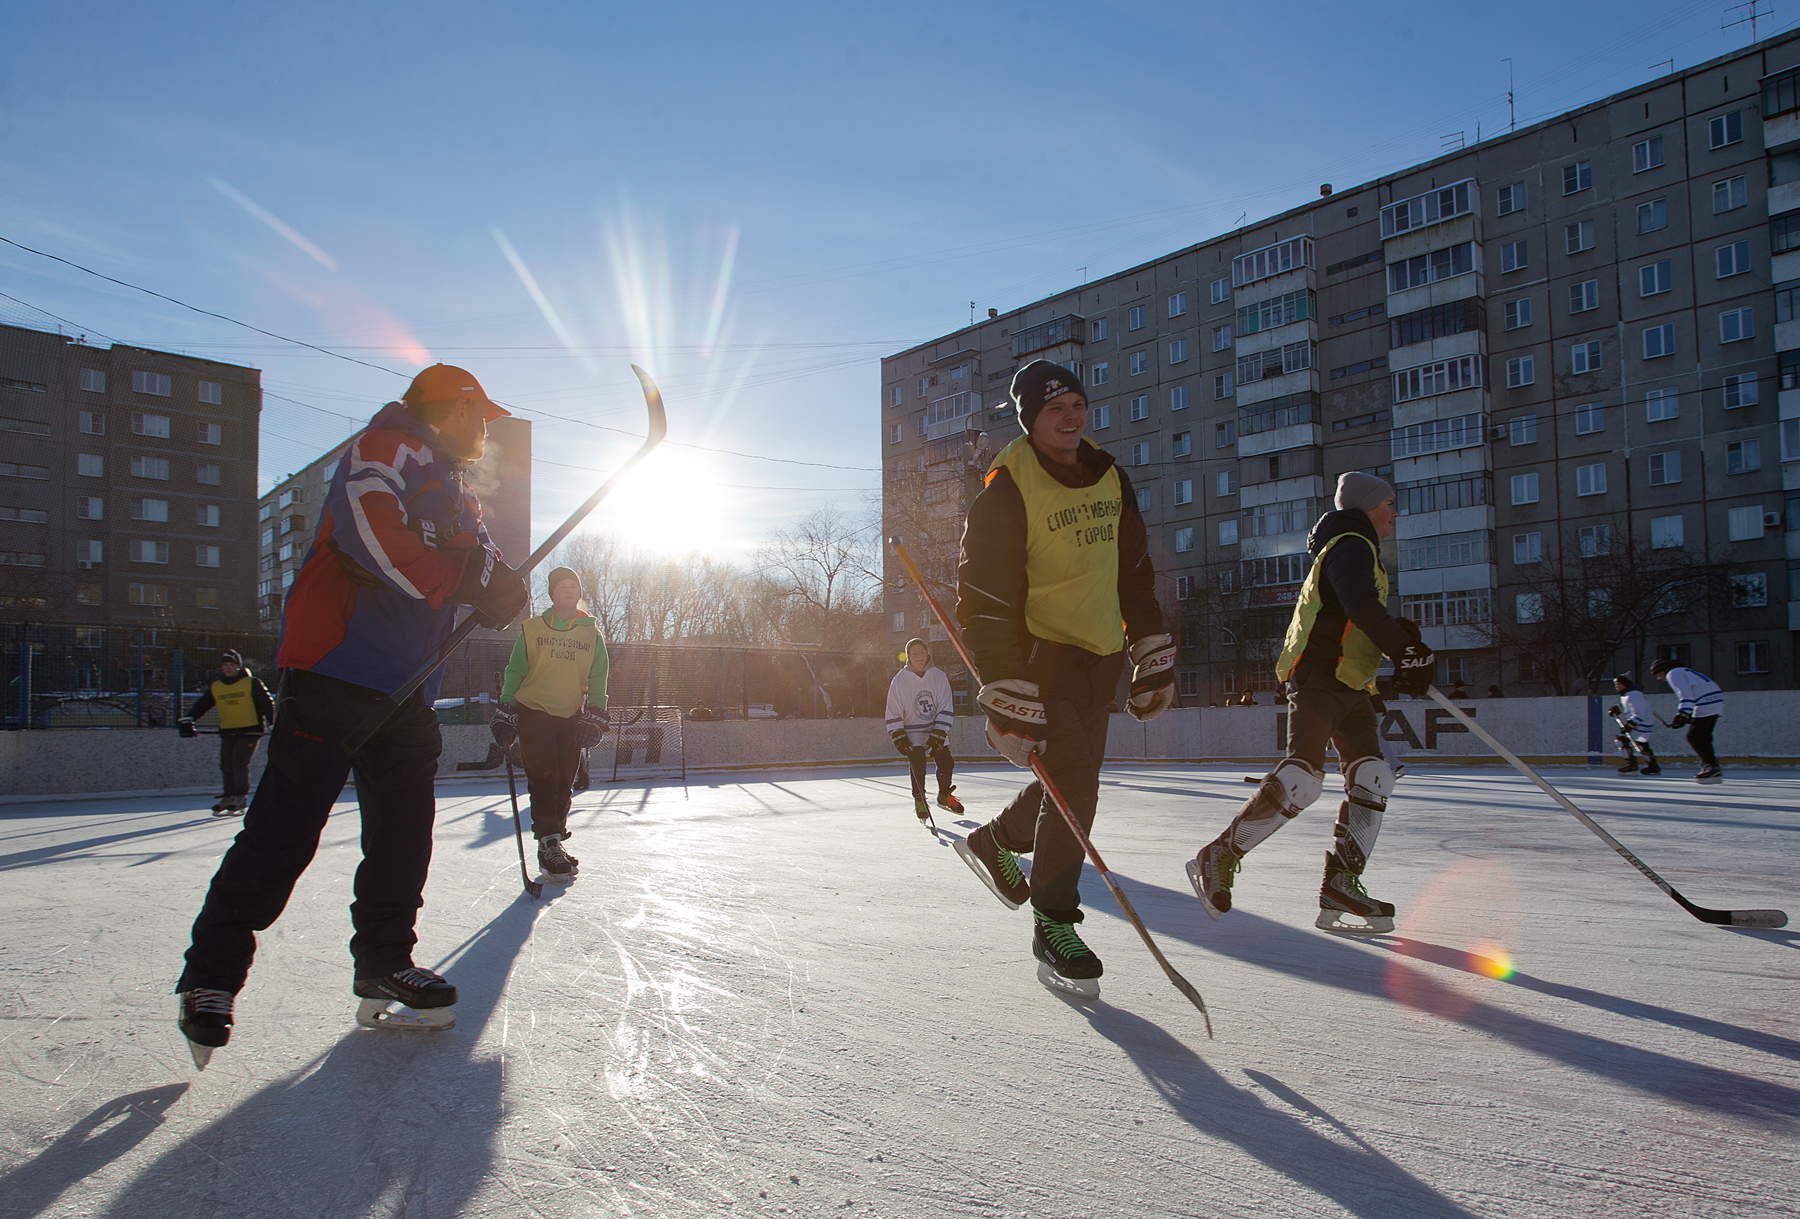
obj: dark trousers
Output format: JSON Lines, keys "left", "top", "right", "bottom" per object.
{"left": 518, "top": 705, "right": 580, "bottom": 838}
{"left": 1284, "top": 667, "right": 1383, "bottom": 772}
{"left": 177, "top": 669, "right": 443, "bottom": 993}
{"left": 218, "top": 731, "right": 261, "bottom": 798}
{"left": 1687, "top": 715, "right": 1720, "bottom": 767}
{"left": 991, "top": 642, "right": 1124, "bottom": 919}
{"left": 907, "top": 744, "right": 954, "bottom": 798}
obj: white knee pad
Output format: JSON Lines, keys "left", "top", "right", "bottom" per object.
{"left": 1343, "top": 756, "right": 1395, "bottom": 806}
{"left": 1268, "top": 758, "right": 1325, "bottom": 817}
{"left": 1336, "top": 755, "right": 1391, "bottom": 872}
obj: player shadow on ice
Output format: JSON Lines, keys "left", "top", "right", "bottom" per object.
{"left": 0, "top": 1083, "right": 188, "bottom": 1217}
{"left": 0, "top": 806, "right": 237, "bottom": 874}
{"left": 1092, "top": 872, "right": 1800, "bottom": 1124}
{"left": 86, "top": 893, "right": 542, "bottom": 1219}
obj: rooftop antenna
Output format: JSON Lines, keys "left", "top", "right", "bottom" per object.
{"left": 1723, "top": 0, "right": 1771, "bottom": 44}
{"left": 969, "top": 300, "right": 976, "bottom": 326}
{"left": 1503, "top": 58, "right": 1515, "bottom": 131}
{"left": 1441, "top": 131, "right": 1466, "bottom": 153}
{"left": 1079, "top": 266, "right": 1088, "bottom": 285}
{"left": 1649, "top": 57, "right": 1675, "bottom": 76}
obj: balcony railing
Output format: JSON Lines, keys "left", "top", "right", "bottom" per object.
{"left": 1009, "top": 315, "right": 1086, "bottom": 358}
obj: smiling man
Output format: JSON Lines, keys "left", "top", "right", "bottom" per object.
{"left": 952, "top": 359, "right": 1172, "bottom": 998}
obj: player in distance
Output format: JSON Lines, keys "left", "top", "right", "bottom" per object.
{"left": 177, "top": 647, "right": 274, "bottom": 815}
{"left": 886, "top": 638, "right": 961, "bottom": 822}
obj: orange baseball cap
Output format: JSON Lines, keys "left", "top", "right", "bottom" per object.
{"left": 402, "top": 364, "right": 511, "bottom": 421}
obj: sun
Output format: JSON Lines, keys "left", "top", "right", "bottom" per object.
{"left": 586, "top": 446, "right": 730, "bottom": 556}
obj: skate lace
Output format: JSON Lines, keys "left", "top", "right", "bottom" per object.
{"left": 1211, "top": 847, "right": 1240, "bottom": 887}
{"left": 994, "top": 841, "right": 1025, "bottom": 888}
{"left": 1336, "top": 872, "right": 1371, "bottom": 899}
{"left": 1040, "top": 920, "right": 1094, "bottom": 960}
{"left": 393, "top": 967, "right": 447, "bottom": 989}
{"left": 188, "top": 988, "right": 234, "bottom": 1016}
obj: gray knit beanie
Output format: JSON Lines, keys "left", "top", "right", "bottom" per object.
{"left": 1335, "top": 471, "right": 1395, "bottom": 515}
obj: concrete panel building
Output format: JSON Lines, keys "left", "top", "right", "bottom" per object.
{"left": 882, "top": 33, "right": 1800, "bottom": 701}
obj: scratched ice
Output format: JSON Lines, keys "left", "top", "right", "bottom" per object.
{"left": 1, "top": 763, "right": 1796, "bottom": 1217}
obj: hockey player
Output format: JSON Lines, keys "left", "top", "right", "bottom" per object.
{"left": 1608, "top": 674, "right": 1660, "bottom": 775}
{"left": 172, "top": 364, "right": 528, "bottom": 1068}
{"left": 885, "top": 638, "right": 960, "bottom": 821}
{"left": 1649, "top": 658, "right": 1725, "bottom": 783}
{"left": 954, "top": 359, "right": 1173, "bottom": 997}
{"left": 491, "top": 565, "right": 608, "bottom": 882}
{"left": 178, "top": 648, "right": 274, "bottom": 816}
{"left": 1188, "top": 472, "right": 1434, "bottom": 934}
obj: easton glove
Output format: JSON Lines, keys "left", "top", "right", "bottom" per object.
{"left": 575, "top": 705, "right": 605, "bottom": 751}
{"left": 1669, "top": 711, "right": 1692, "bottom": 729}
{"left": 926, "top": 728, "right": 948, "bottom": 753}
{"left": 453, "top": 545, "right": 528, "bottom": 629}
{"left": 891, "top": 730, "right": 914, "bottom": 758}
{"left": 977, "top": 678, "right": 1047, "bottom": 769}
{"left": 1390, "top": 618, "right": 1435, "bottom": 698}
{"left": 1126, "top": 633, "right": 1177, "bottom": 722}
{"left": 177, "top": 717, "right": 197, "bottom": 739}
{"left": 490, "top": 702, "right": 519, "bottom": 750}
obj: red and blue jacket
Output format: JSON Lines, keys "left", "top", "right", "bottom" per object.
{"left": 277, "top": 401, "right": 502, "bottom": 701}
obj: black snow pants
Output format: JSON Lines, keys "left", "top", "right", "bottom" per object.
{"left": 990, "top": 641, "right": 1124, "bottom": 920}
{"left": 177, "top": 668, "right": 443, "bottom": 993}
{"left": 517, "top": 704, "right": 581, "bottom": 838}
{"left": 218, "top": 731, "right": 261, "bottom": 799}
{"left": 1686, "top": 714, "right": 1720, "bottom": 767}
{"left": 1284, "top": 667, "right": 1384, "bottom": 774}
{"left": 907, "top": 744, "right": 954, "bottom": 799}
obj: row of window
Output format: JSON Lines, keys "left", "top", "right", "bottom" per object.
{"left": 1089, "top": 339, "right": 1193, "bottom": 385}
{"left": 63, "top": 539, "right": 225, "bottom": 567}
{"left": 69, "top": 454, "right": 225, "bottom": 484}
{"left": 75, "top": 369, "right": 228, "bottom": 403}
{"left": 73, "top": 409, "right": 228, "bottom": 444}
{"left": 64, "top": 495, "right": 226, "bottom": 525}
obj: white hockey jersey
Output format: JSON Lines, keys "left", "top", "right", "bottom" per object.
{"left": 1663, "top": 667, "right": 1725, "bottom": 719}
{"left": 885, "top": 664, "right": 955, "bottom": 746}
{"left": 1614, "top": 688, "right": 1654, "bottom": 739}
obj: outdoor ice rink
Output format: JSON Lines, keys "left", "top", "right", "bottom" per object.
{"left": 1, "top": 761, "right": 1796, "bottom": 1219}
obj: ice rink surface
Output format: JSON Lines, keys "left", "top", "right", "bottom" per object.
{"left": 1, "top": 761, "right": 1796, "bottom": 1219}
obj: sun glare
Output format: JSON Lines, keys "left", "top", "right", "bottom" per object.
{"left": 587, "top": 446, "right": 730, "bottom": 557}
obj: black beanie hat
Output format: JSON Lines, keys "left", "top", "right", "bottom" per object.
{"left": 1010, "top": 360, "right": 1086, "bottom": 434}
{"left": 220, "top": 648, "right": 242, "bottom": 666}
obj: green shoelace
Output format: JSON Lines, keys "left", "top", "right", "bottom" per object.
{"left": 1037, "top": 918, "right": 1094, "bottom": 960}
{"left": 994, "top": 839, "right": 1025, "bottom": 888}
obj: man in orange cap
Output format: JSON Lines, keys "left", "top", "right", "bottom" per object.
{"left": 173, "top": 364, "right": 528, "bottom": 1067}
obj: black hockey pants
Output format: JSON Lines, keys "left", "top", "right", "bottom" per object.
{"left": 1283, "top": 668, "right": 1383, "bottom": 773}
{"left": 218, "top": 731, "right": 261, "bottom": 798}
{"left": 517, "top": 704, "right": 581, "bottom": 838}
{"left": 177, "top": 669, "right": 443, "bottom": 993}
{"left": 1686, "top": 715, "right": 1720, "bottom": 767}
{"left": 991, "top": 641, "right": 1123, "bottom": 920}
{"left": 907, "top": 744, "right": 954, "bottom": 799}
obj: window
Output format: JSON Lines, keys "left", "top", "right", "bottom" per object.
{"left": 1737, "top": 641, "right": 1771, "bottom": 674}
{"left": 1168, "top": 338, "right": 1188, "bottom": 364}
{"left": 889, "top": 385, "right": 902, "bottom": 407}
{"left": 1719, "top": 307, "right": 1754, "bottom": 343}
{"left": 1176, "top": 526, "right": 1197, "bottom": 551}
{"left": 1213, "top": 374, "right": 1233, "bottom": 400}
{"left": 127, "top": 582, "right": 168, "bottom": 606}
{"left": 916, "top": 374, "right": 935, "bottom": 398}
{"left": 260, "top": 527, "right": 274, "bottom": 547}
{"left": 1578, "top": 524, "right": 1612, "bottom": 556}
{"left": 1380, "top": 180, "right": 1473, "bottom": 237}
{"left": 197, "top": 463, "right": 221, "bottom": 486}
{"left": 1217, "top": 470, "right": 1236, "bottom": 496}
{"left": 198, "top": 421, "right": 223, "bottom": 445}
{"left": 1216, "top": 420, "right": 1236, "bottom": 447}
{"left": 188, "top": 503, "right": 219, "bottom": 529}
{"left": 130, "top": 455, "right": 169, "bottom": 480}
{"left": 1509, "top": 415, "right": 1538, "bottom": 446}
{"left": 1729, "top": 571, "right": 1768, "bottom": 608}
{"left": 1709, "top": 110, "right": 1743, "bottom": 149}
{"left": 1128, "top": 305, "right": 1145, "bottom": 330}
{"left": 131, "top": 370, "right": 171, "bottom": 396}
{"left": 1506, "top": 356, "right": 1534, "bottom": 388}
{"left": 1516, "top": 593, "right": 1545, "bottom": 623}
{"left": 1130, "top": 441, "right": 1150, "bottom": 465}
{"left": 78, "top": 409, "right": 104, "bottom": 434}
{"left": 1717, "top": 241, "right": 1752, "bottom": 278}
{"left": 1633, "top": 136, "right": 1664, "bottom": 172}
{"left": 1643, "top": 324, "right": 1676, "bottom": 358}
{"left": 278, "top": 542, "right": 294, "bottom": 562}
{"left": 1640, "top": 260, "right": 1671, "bottom": 296}
{"left": 1513, "top": 531, "right": 1542, "bottom": 564}
{"left": 1728, "top": 504, "right": 1766, "bottom": 540}
{"left": 1504, "top": 298, "right": 1532, "bottom": 329}
{"left": 1129, "top": 351, "right": 1148, "bottom": 376}
{"left": 196, "top": 544, "right": 221, "bottom": 568}
{"left": 1168, "top": 292, "right": 1187, "bottom": 318}
{"left": 1566, "top": 220, "right": 1596, "bottom": 252}
{"left": 1172, "top": 430, "right": 1192, "bottom": 457}
{"left": 77, "top": 539, "right": 103, "bottom": 567}
{"left": 322, "top": 458, "right": 339, "bottom": 482}
{"left": 1173, "top": 479, "right": 1193, "bottom": 505}
{"left": 0, "top": 506, "right": 47, "bottom": 524}
{"left": 1212, "top": 325, "right": 1232, "bottom": 351}
{"left": 1401, "top": 588, "right": 1491, "bottom": 627}
{"left": 1090, "top": 404, "right": 1111, "bottom": 430}
{"left": 891, "top": 612, "right": 905, "bottom": 632}
{"left": 1235, "top": 340, "right": 1314, "bottom": 385}
{"left": 1724, "top": 372, "right": 1758, "bottom": 408}
{"left": 1713, "top": 176, "right": 1747, "bottom": 213}
{"left": 129, "top": 539, "right": 170, "bottom": 564}
{"left": 1392, "top": 354, "right": 1480, "bottom": 403}
{"left": 1208, "top": 523, "right": 1228, "bottom": 549}
{"left": 77, "top": 496, "right": 103, "bottom": 520}
{"left": 1511, "top": 472, "right": 1540, "bottom": 504}
{"left": 198, "top": 380, "right": 223, "bottom": 405}
{"left": 1501, "top": 240, "right": 1528, "bottom": 272}
{"left": 72, "top": 582, "right": 101, "bottom": 607}
{"left": 130, "top": 497, "right": 169, "bottom": 522}
{"left": 1399, "top": 530, "right": 1486, "bottom": 569}
{"left": 1651, "top": 515, "right": 1685, "bottom": 548}
{"left": 1576, "top": 463, "right": 1607, "bottom": 496}
{"left": 1562, "top": 161, "right": 1592, "bottom": 194}
{"left": 1571, "top": 341, "right": 1602, "bottom": 374}
{"left": 1387, "top": 242, "right": 1473, "bottom": 292}
{"left": 1569, "top": 280, "right": 1599, "bottom": 313}
{"left": 1232, "top": 236, "right": 1313, "bottom": 287}
{"left": 1728, "top": 439, "right": 1762, "bottom": 474}
{"left": 1635, "top": 199, "right": 1667, "bottom": 234}
{"left": 79, "top": 368, "right": 105, "bottom": 393}
{"left": 889, "top": 422, "right": 901, "bottom": 444}
{"left": 1391, "top": 412, "right": 1485, "bottom": 459}
{"left": 130, "top": 412, "right": 170, "bottom": 438}
{"left": 1496, "top": 182, "right": 1525, "bottom": 215}
{"left": 1091, "top": 362, "right": 1110, "bottom": 386}
{"left": 1649, "top": 451, "right": 1681, "bottom": 485}
{"left": 1090, "top": 318, "right": 1108, "bottom": 341}
{"left": 195, "top": 587, "right": 219, "bottom": 609}
{"left": 1170, "top": 385, "right": 1188, "bottom": 411}
{"left": 1645, "top": 388, "right": 1678, "bottom": 421}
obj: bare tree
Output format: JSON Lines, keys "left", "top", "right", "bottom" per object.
{"left": 756, "top": 507, "right": 880, "bottom": 650}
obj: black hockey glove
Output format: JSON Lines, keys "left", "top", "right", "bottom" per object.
{"left": 1669, "top": 711, "right": 1692, "bottom": 729}
{"left": 177, "top": 717, "right": 197, "bottom": 739}
{"left": 1607, "top": 704, "right": 1622, "bottom": 718}
{"left": 454, "top": 546, "right": 528, "bottom": 629}
{"left": 1390, "top": 617, "right": 1435, "bottom": 698}
{"left": 490, "top": 702, "right": 519, "bottom": 749}
{"left": 891, "top": 730, "right": 913, "bottom": 758}
{"left": 926, "top": 728, "right": 948, "bottom": 753}
{"left": 575, "top": 705, "right": 605, "bottom": 751}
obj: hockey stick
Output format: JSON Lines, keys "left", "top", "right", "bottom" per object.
{"left": 503, "top": 752, "right": 543, "bottom": 901}
{"left": 1425, "top": 687, "right": 1786, "bottom": 928}
{"left": 343, "top": 366, "right": 667, "bottom": 754}
{"left": 888, "top": 536, "right": 1213, "bottom": 1035}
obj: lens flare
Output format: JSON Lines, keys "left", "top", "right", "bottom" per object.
{"left": 1470, "top": 942, "right": 1515, "bottom": 979}
{"left": 207, "top": 176, "right": 338, "bottom": 271}
{"left": 492, "top": 227, "right": 597, "bottom": 376}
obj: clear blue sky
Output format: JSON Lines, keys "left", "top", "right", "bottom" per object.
{"left": 0, "top": 0, "right": 1783, "bottom": 556}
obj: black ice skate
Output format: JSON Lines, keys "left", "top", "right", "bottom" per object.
{"left": 913, "top": 795, "right": 931, "bottom": 824}
{"left": 1695, "top": 764, "right": 1724, "bottom": 785}
{"left": 353, "top": 966, "right": 457, "bottom": 1031}
{"left": 177, "top": 987, "right": 234, "bottom": 1070}
{"left": 538, "top": 833, "right": 579, "bottom": 883}
{"left": 1031, "top": 910, "right": 1102, "bottom": 999}
{"left": 935, "top": 786, "right": 964, "bottom": 815}
{"left": 1316, "top": 852, "right": 1396, "bottom": 934}
{"left": 210, "top": 796, "right": 232, "bottom": 816}
{"left": 1186, "top": 839, "right": 1240, "bottom": 920}
{"left": 954, "top": 822, "right": 1029, "bottom": 909}
{"left": 1617, "top": 757, "right": 1640, "bottom": 775}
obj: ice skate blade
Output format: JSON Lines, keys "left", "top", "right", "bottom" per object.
{"left": 1315, "top": 909, "right": 1394, "bottom": 935}
{"left": 1035, "top": 960, "right": 1100, "bottom": 1000}
{"left": 186, "top": 1039, "right": 215, "bottom": 1070}
{"left": 1185, "top": 858, "right": 1224, "bottom": 920}
{"left": 541, "top": 871, "right": 576, "bottom": 885}
{"left": 952, "top": 839, "right": 1024, "bottom": 910}
{"left": 1695, "top": 774, "right": 1724, "bottom": 785}
{"left": 355, "top": 998, "right": 456, "bottom": 1031}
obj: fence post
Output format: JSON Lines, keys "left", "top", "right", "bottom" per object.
{"left": 17, "top": 641, "right": 30, "bottom": 729}
{"left": 174, "top": 647, "right": 184, "bottom": 723}
{"left": 134, "top": 629, "right": 144, "bottom": 727}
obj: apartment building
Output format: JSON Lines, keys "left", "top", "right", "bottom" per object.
{"left": 882, "top": 33, "right": 1800, "bottom": 701}
{"left": 0, "top": 322, "right": 261, "bottom": 627}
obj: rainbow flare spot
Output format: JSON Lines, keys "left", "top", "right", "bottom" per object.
{"left": 1470, "top": 942, "right": 1515, "bottom": 980}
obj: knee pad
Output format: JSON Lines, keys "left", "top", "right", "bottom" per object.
{"left": 1336, "top": 756, "right": 1391, "bottom": 872}
{"left": 1343, "top": 756, "right": 1394, "bottom": 810}
{"left": 1265, "top": 759, "right": 1325, "bottom": 818}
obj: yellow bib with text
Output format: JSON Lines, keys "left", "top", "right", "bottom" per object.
{"left": 993, "top": 436, "right": 1125, "bottom": 658}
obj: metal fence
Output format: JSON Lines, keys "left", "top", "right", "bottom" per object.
{"left": 1, "top": 620, "right": 903, "bottom": 728}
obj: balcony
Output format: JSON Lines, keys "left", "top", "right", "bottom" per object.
{"left": 1009, "top": 315, "right": 1086, "bottom": 359}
